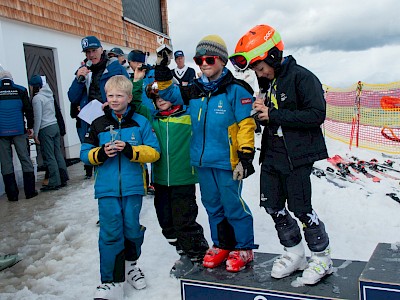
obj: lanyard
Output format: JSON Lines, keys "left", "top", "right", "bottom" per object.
{"left": 267, "top": 78, "right": 278, "bottom": 109}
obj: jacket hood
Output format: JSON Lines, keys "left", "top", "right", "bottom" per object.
{"left": 38, "top": 84, "right": 54, "bottom": 98}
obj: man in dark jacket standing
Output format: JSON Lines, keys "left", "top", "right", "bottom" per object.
{"left": 0, "top": 69, "right": 38, "bottom": 201}
{"left": 68, "top": 36, "right": 129, "bottom": 179}
{"left": 231, "top": 24, "right": 332, "bottom": 285}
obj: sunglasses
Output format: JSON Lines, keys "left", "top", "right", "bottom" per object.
{"left": 193, "top": 56, "right": 219, "bottom": 66}
{"left": 229, "top": 31, "right": 282, "bottom": 71}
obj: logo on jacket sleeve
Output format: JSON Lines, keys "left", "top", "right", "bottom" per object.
{"left": 241, "top": 98, "right": 252, "bottom": 105}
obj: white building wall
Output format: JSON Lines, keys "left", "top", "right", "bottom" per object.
{"left": 0, "top": 17, "right": 141, "bottom": 196}
{"left": 0, "top": 17, "right": 135, "bottom": 159}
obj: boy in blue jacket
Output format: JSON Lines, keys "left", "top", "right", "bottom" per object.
{"left": 155, "top": 35, "right": 257, "bottom": 273}
{"left": 80, "top": 75, "right": 160, "bottom": 300}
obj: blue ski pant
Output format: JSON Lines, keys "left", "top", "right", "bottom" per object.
{"left": 98, "top": 195, "right": 145, "bottom": 283}
{"left": 197, "top": 167, "right": 257, "bottom": 250}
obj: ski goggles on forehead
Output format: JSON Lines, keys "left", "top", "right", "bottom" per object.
{"left": 193, "top": 56, "right": 219, "bottom": 66}
{"left": 229, "top": 32, "right": 282, "bottom": 71}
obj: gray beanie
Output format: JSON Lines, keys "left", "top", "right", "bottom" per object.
{"left": 0, "top": 70, "right": 13, "bottom": 80}
{"left": 195, "top": 34, "right": 228, "bottom": 64}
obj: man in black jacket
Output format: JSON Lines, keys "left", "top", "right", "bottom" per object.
{"left": 0, "top": 69, "right": 38, "bottom": 201}
{"left": 230, "top": 24, "right": 332, "bottom": 285}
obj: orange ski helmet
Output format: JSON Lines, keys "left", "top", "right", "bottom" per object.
{"left": 230, "top": 24, "right": 284, "bottom": 70}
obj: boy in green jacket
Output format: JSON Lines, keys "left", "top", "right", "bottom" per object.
{"left": 132, "top": 68, "right": 209, "bottom": 278}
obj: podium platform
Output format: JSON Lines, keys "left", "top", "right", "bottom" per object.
{"left": 359, "top": 243, "right": 400, "bottom": 300}
{"left": 181, "top": 252, "right": 366, "bottom": 300}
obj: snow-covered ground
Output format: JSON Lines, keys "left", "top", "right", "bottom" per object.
{"left": 0, "top": 135, "right": 399, "bottom": 299}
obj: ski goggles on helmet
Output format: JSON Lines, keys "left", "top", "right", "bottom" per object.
{"left": 193, "top": 56, "right": 219, "bottom": 66}
{"left": 229, "top": 31, "right": 282, "bottom": 71}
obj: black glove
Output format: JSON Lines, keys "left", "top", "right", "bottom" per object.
{"left": 155, "top": 50, "right": 173, "bottom": 81}
{"left": 155, "top": 65, "right": 172, "bottom": 81}
{"left": 97, "top": 144, "right": 109, "bottom": 163}
{"left": 233, "top": 150, "right": 255, "bottom": 180}
{"left": 121, "top": 143, "right": 134, "bottom": 160}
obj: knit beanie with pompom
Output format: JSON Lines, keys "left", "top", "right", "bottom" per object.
{"left": 195, "top": 35, "right": 228, "bottom": 64}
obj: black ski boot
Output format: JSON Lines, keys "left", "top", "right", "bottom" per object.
{"left": 3, "top": 173, "right": 19, "bottom": 201}
{"left": 170, "top": 255, "right": 203, "bottom": 279}
{"left": 23, "top": 172, "right": 38, "bottom": 199}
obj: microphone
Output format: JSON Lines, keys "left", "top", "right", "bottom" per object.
{"left": 77, "top": 60, "right": 92, "bottom": 82}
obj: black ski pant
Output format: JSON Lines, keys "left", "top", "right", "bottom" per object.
{"left": 153, "top": 183, "right": 208, "bottom": 261}
{"left": 260, "top": 146, "right": 329, "bottom": 252}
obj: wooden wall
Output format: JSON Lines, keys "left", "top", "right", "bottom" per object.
{"left": 0, "top": 0, "right": 170, "bottom": 52}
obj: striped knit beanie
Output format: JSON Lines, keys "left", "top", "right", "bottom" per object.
{"left": 195, "top": 35, "right": 228, "bottom": 64}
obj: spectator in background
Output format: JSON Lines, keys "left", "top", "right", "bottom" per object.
{"left": 171, "top": 50, "right": 196, "bottom": 86}
{"left": 0, "top": 69, "right": 38, "bottom": 201}
{"left": 68, "top": 35, "right": 129, "bottom": 179}
{"left": 108, "top": 47, "right": 131, "bottom": 73}
{"left": 29, "top": 75, "right": 69, "bottom": 191}
{"left": 127, "top": 49, "right": 156, "bottom": 195}
{"left": 127, "top": 50, "right": 155, "bottom": 112}
{"left": 40, "top": 91, "right": 66, "bottom": 187}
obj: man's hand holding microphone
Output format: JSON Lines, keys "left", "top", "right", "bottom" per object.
{"left": 77, "top": 60, "right": 92, "bottom": 82}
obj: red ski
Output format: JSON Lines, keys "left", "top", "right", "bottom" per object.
{"left": 334, "top": 155, "right": 381, "bottom": 182}
{"left": 350, "top": 156, "right": 400, "bottom": 180}
{"left": 327, "top": 155, "right": 360, "bottom": 182}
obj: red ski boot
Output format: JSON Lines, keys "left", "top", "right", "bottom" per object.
{"left": 226, "top": 250, "right": 254, "bottom": 272}
{"left": 203, "top": 247, "right": 230, "bottom": 268}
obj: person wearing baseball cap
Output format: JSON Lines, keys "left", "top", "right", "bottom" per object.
{"left": 68, "top": 35, "right": 129, "bottom": 180}
{"left": 108, "top": 47, "right": 131, "bottom": 74}
{"left": 171, "top": 50, "right": 196, "bottom": 86}
{"left": 108, "top": 47, "right": 126, "bottom": 65}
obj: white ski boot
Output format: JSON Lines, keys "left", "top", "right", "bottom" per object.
{"left": 125, "top": 260, "right": 146, "bottom": 290}
{"left": 94, "top": 282, "right": 123, "bottom": 300}
{"left": 300, "top": 246, "right": 333, "bottom": 285}
{"left": 271, "top": 243, "right": 308, "bottom": 279}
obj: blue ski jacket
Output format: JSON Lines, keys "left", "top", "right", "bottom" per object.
{"left": 158, "top": 69, "right": 256, "bottom": 171}
{"left": 0, "top": 79, "right": 34, "bottom": 136}
{"left": 80, "top": 105, "right": 160, "bottom": 199}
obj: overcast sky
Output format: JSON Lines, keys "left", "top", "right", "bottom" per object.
{"left": 166, "top": 0, "right": 400, "bottom": 87}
